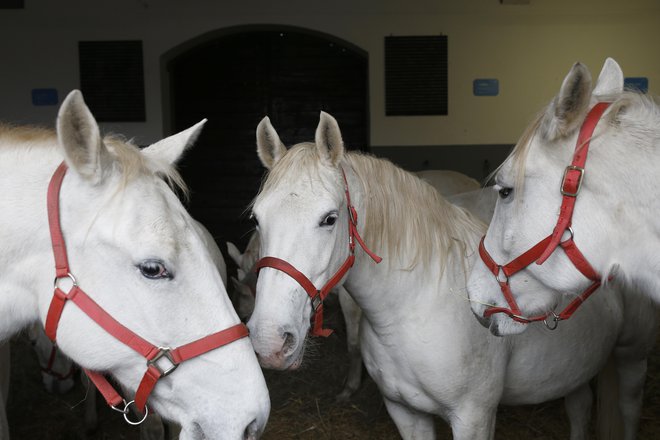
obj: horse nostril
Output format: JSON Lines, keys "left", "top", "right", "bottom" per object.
{"left": 281, "top": 332, "right": 297, "bottom": 357}
{"left": 243, "top": 419, "right": 259, "bottom": 440}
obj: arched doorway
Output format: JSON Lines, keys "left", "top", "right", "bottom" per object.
{"left": 162, "top": 26, "right": 369, "bottom": 249}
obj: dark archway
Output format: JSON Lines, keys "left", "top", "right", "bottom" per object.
{"left": 162, "top": 26, "right": 369, "bottom": 249}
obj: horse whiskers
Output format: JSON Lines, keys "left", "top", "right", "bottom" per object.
{"left": 447, "top": 286, "right": 500, "bottom": 309}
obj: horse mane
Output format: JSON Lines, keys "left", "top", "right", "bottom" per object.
{"left": 346, "top": 153, "right": 486, "bottom": 271}
{"left": 258, "top": 142, "right": 486, "bottom": 271}
{"left": 0, "top": 123, "right": 187, "bottom": 197}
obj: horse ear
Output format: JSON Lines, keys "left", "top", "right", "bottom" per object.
{"left": 226, "top": 241, "right": 243, "bottom": 267}
{"left": 256, "top": 117, "right": 287, "bottom": 170}
{"left": 142, "top": 119, "right": 206, "bottom": 165}
{"left": 541, "top": 62, "right": 592, "bottom": 141}
{"left": 57, "top": 90, "right": 112, "bottom": 184}
{"left": 592, "top": 58, "right": 624, "bottom": 97}
{"left": 315, "top": 111, "right": 345, "bottom": 166}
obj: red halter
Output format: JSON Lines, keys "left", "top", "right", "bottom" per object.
{"left": 254, "top": 167, "right": 382, "bottom": 337}
{"left": 45, "top": 162, "right": 249, "bottom": 423}
{"left": 478, "top": 102, "right": 611, "bottom": 329}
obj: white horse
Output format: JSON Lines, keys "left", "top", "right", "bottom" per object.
{"left": 228, "top": 171, "right": 482, "bottom": 400}
{"left": 466, "top": 58, "right": 660, "bottom": 337}
{"left": 10, "top": 218, "right": 229, "bottom": 439}
{"left": 0, "top": 90, "right": 269, "bottom": 439}
{"left": 246, "top": 112, "right": 656, "bottom": 439}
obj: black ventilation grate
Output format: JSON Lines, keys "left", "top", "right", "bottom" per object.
{"left": 0, "top": 0, "right": 24, "bottom": 8}
{"left": 385, "top": 35, "right": 448, "bottom": 116}
{"left": 78, "top": 40, "right": 146, "bottom": 122}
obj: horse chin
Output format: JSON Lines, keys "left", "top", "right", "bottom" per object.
{"left": 488, "top": 315, "right": 528, "bottom": 337}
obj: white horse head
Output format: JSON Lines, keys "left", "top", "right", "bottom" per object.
{"left": 248, "top": 113, "right": 357, "bottom": 369}
{"left": 467, "top": 58, "right": 660, "bottom": 336}
{"left": 0, "top": 91, "right": 269, "bottom": 439}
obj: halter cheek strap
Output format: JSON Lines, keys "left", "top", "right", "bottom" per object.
{"left": 479, "top": 102, "right": 610, "bottom": 327}
{"left": 254, "top": 167, "right": 382, "bottom": 337}
{"left": 45, "top": 162, "right": 248, "bottom": 422}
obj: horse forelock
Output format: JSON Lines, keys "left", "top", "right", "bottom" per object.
{"left": 104, "top": 136, "right": 189, "bottom": 200}
{"left": 254, "top": 142, "right": 338, "bottom": 206}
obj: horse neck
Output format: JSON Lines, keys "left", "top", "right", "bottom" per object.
{"left": 342, "top": 154, "right": 483, "bottom": 320}
{"left": 0, "top": 146, "right": 68, "bottom": 340}
{"left": 599, "top": 150, "right": 660, "bottom": 301}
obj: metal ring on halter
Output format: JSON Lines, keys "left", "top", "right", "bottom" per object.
{"left": 53, "top": 272, "right": 78, "bottom": 290}
{"left": 495, "top": 266, "right": 509, "bottom": 284}
{"left": 543, "top": 311, "right": 561, "bottom": 330}
{"left": 122, "top": 400, "right": 149, "bottom": 425}
{"left": 560, "top": 227, "right": 575, "bottom": 243}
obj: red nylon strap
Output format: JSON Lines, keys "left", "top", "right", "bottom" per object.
{"left": 85, "top": 369, "right": 124, "bottom": 408}
{"left": 537, "top": 102, "right": 611, "bottom": 264}
{"left": 255, "top": 256, "right": 344, "bottom": 337}
{"left": 45, "top": 161, "right": 249, "bottom": 418}
{"left": 478, "top": 104, "right": 611, "bottom": 326}
{"left": 255, "top": 167, "right": 381, "bottom": 337}
{"left": 47, "top": 162, "right": 71, "bottom": 278}
{"left": 169, "top": 323, "right": 249, "bottom": 364}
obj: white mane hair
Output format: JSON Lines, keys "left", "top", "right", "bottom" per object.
{"left": 257, "top": 142, "right": 486, "bottom": 271}
{"left": 0, "top": 123, "right": 188, "bottom": 197}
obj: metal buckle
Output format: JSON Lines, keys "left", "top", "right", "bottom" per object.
{"left": 148, "top": 347, "right": 179, "bottom": 377}
{"left": 561, "top": 165, "right": 584, "bottom": 197}
{"left": 311, "top": 293, "right": 323, "bottom": 312}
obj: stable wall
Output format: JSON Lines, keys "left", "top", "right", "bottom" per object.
{"left": 1, "top": 0, "right": 658, "bottom": 149}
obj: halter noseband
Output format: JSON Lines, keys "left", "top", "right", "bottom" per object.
{"left": 479, "top": 102, "right": 610, "bottom": 329}
{"left": 45, "top": 162, "right": 249, "bottom": 424}
{"left": 254, "top": 167, "right": 382, "bottom": 337}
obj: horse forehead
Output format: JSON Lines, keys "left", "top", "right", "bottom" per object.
{"left": 257, "top": 181, "right": 339, "bottom": 213}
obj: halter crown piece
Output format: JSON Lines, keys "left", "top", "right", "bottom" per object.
{"left": 478, "top": 102, "right": 611, "bottom": 329}
{"left": 45, "top": 162, "right": 249, "bottom": 424}
{"left": 255, "top": 167, "right": 382, "bottom": 337}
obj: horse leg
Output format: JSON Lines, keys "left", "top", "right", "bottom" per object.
{"left": 0, "top": 341, "right": 10, "bottom": 440}
{"left": 603, "top": 290, "right": 657, "bottom": 440}
{"left": 564, "top": 383, "right": 592, "bottom": 440}
{"left": 448, "top": 402, "right": 496, "bottom": 440}
{"left": 336, "top": 286, "right": 362, "bottom": 401}
{"left": 383, "top": 398, "right": 436, "bottom": 440}
{"left": 612, "top": 354, "right": 648, "bottom": 440}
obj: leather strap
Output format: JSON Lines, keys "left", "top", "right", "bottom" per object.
{"left": 255, "top": 166, "right": 381, "bottom": 337}
{"left": 478, "top": 103, "right": 610, "bottom": 326}
{"left": 537, "top": 102, "right": 611, "bottom": 263}
{"left": 45, "top": 162, "right": 248, "bottom": 417}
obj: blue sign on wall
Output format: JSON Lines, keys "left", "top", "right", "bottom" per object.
{"left": 473, "top": 79, "right": 499, "bottom": 96}
{"left": 32, "top": 88, "right": 59, "bottom": 106}
{"left": 624, "top": 77, "right": 648, "bottom": 94}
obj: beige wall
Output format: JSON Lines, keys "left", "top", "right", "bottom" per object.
{"left": 1, "top": 0, "right": 658, "bottom": 147}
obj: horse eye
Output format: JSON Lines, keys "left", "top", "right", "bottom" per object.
{"left": 498, "top": 187, "right": 513, "bottom": 199}
{"left": 138, "top": 260, "right": 172, "bottom": 280}
{"left": 320, "top": 213, "right": 338, "bottom": 227}
{"left": 250, "top": 213, "right": 259, "bottom": 227}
